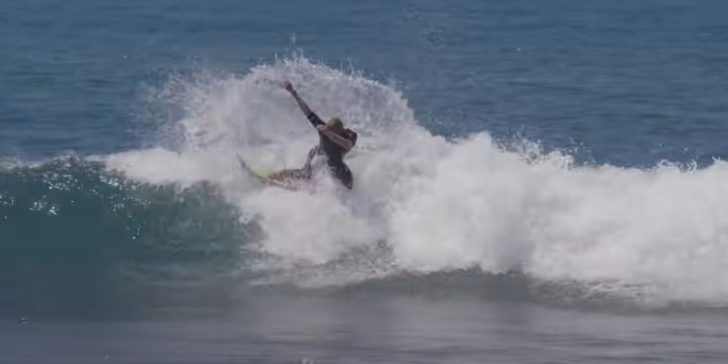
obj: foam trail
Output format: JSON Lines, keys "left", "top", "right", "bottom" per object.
{"left": 105, "top": 55, "right": 728, "bottom": 306}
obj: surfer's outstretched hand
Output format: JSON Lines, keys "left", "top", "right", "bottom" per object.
{"left": 283, "top": 81, "right": 295, "bottom": 93}
{"left": 283, "top": 80, "right": 314, "bottom": 117}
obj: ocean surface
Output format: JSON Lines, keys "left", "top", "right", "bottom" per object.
{"left": 2, "top": 0, "right": 728, "bottom": 363}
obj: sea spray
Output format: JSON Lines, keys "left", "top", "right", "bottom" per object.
{"left": 102, "top": 55, "right": 728, "bottom": 306}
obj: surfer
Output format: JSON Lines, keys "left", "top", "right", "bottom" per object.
{"left": 267, "top": 81, "right": 358, "bottom": 189}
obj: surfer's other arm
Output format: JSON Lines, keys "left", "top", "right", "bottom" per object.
{"left": 316, "top": 125, "right": 355, "bottom": 151}
{"left": 284, "top": 81, "right": 325, "bottom": 127}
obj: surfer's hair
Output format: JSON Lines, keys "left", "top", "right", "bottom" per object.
{"left": 326, "top": 117, "right": 345, "bottom": 134}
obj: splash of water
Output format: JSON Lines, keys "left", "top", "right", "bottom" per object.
{"left": 104, "top": 55, "right": 728, "bottom": 306}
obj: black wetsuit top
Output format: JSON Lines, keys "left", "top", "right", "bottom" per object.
{"left": 306, "top": 112, "right": 357, "bottom": 189}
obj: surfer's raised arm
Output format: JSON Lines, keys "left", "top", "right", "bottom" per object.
{"left": 284, "top": 81, "right": 325, "bottom": 127}
{"left": 272, "top": 80, "right": 357, "bottom": 190}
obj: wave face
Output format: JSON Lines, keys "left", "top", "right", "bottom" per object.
{"left": 4, "top": 56, "right": 728, "bottom": 315}
{"left": 0, "top": 157, "right": 246, "bottom": 264}
{"left": 0, "top": 157, "right": 251, "bottom": 317}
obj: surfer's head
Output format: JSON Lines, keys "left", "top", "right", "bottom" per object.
{"left": 326, "top": 118, "right": 345, "bottom": 134}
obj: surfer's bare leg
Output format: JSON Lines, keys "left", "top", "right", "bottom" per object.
{"left": 268, "top": 168, "right": 312, "bottom": 182}
{"left": 268, "top": 145, "right": 319, "bottom": 182}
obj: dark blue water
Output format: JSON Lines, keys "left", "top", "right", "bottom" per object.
{"left": 3, "top": 0, "right": 728, "bottom": 363}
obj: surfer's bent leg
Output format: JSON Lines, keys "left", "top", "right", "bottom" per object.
{"left": 268, "top": 146, "right": 319, "bottom": 182}
{"left": 268, "top": 168, "right": 312, "bottom": 182}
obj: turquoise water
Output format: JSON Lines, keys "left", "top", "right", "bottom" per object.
{"left": 2, "top": 0, "right": 728, "bottom": 363}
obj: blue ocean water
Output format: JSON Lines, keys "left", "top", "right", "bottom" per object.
{"left": 2, "top": 0, "right": 728, "bottom": 363}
